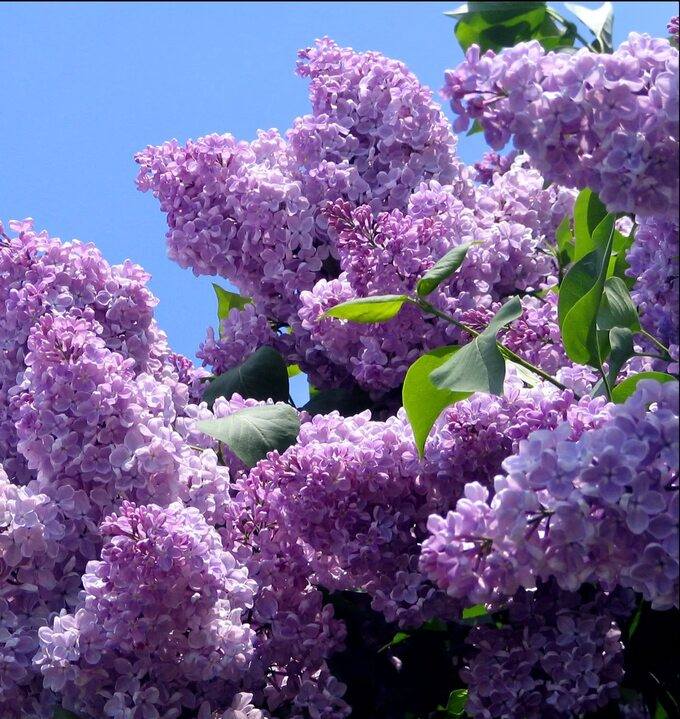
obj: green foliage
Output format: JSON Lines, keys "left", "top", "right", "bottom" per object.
{"left": 597, "top": 277, "right": 640, "bottom": 332}
{"left": 430, "top": 297, "right": 522, "bottom": 395}
{"left": 287, "top": 363, "right": 302, "bottom": 378}
{"left": 611, "top": 372, "right": 678, "bottom": 404}
{"left": 323, "top": 295, "right": 410, "bottom": 324}
{"left": 302, "top": 386, "right": 373, "bottom": 417}
{"left": 440, "top": 689, "right": 468, "bottom": 716}
{"left": 402, "top": 346, "right": 472, "bottom": 457}
{"left": 564, "top": 1, "right": 614, "bottom": 52}
{"left": 416, "top": 244, "right": 472, "bottom": 297}
{"left": 558, "top": 213, "right": 615, "bottom": 367}
{"left": 54, "top": 710, "right": 81, "bottom": 719}
{"left": 462, "top": 604, "right": 488, "bottom": 620}
{"left": 212, "top": 282, "right": 252, "bottom": 325}
{"left": 573, "top": 189, "right": 608, "bottom": 262}
{"left": 202, "top": 346, "right": 290, "bottom": 407}
{"left": 592, "top": 327, "right": 634, "bottom": 398}
{"left": 197, "top": 404, "right": 300, "bottom": 468}
{"left": 445, "top": 2, "right": 575, "bottom": 53}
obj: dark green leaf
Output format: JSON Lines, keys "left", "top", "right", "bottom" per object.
{"left": 445, "top": 2, "right": 545, "bottom": 18}
{"left": 592, "top": 327, "right": 634, "bottom": 397}
{"left": 54, "top": 710, "right": 81, "bottom": 719}
{"left": 417, "top": 244, "right": 472, "bottom": 297}
{"left": 611, "top": 373, "right": 677, "bottom": 404}
{"left": 202, "top": 346, "right": 289, "bottom": 407}
{"left": 302, "top": 386, "right": 373, "bottom": 417}
{"left": 558, "top": 214, "right": 615, "bottom": 366}
{"left": 597, "top": 277, "right": 640, "bottom": 332}
{"left": 453, "top": 4, "right": 547, "bottom": 52}
{"left": 564, "top": 1, "right": 614, "bottom": 52}
{"left": 323, "top": 295, "right": 410, "bottom": 324}
{"left": 379, "top": 630, "right": 411, "bottom": 653}
{"left": 555, "top": 215, "right": 573, "bottom": 257}
{"left": 212, "top": 283, "right": 252, "bottom": 324}
{"left": 430, "top": 297, "right": 522, "bottom": 395}
{"left": 403, "top": 346, "right": 472, "bottom": 457}
{"left": 197, "top": 404, "right": 300, "bottom": 468}
{"left": 573, "top": 189, "right": 607, "bottom": 262}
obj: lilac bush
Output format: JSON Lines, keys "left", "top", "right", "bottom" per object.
{"left": 1, "top": 5, "right": 679, "bottom": 719}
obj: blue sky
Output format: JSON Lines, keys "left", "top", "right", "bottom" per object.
{"left": 1, "top": 1, "right": 675, "bottom": 402}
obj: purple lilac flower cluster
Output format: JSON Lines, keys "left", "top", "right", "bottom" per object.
{"left": 421, "top": 380, "right": 679, "bottom": 610}
{"left": 0, "top": 221, "right": 347, "bottom": 718}
{"left": 462, "top": 581, "right": 627, "bottom": 719}
{"left": 136, "top": 41, "right": 586, "bottom": 399}
{"left": 443, "top": 35, "right": 679, "bottom": 218}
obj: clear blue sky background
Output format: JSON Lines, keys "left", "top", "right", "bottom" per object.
{"left": 1, "top": 1, "right": 675, "bottom": 401}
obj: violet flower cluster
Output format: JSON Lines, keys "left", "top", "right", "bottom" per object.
{"left": 421, "top": 380, "right": 679, "bottom": 610}
{"left": 443, "top": 34, "right": 679, "bottom": 218}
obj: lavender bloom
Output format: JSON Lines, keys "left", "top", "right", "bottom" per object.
{"left": 422, "top": 380, "right": 679, "bottom": 609}
{"left": 444, "top": 36, "right": 679, "bottom": 217}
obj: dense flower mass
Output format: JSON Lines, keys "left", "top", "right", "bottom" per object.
{"left": 462, "top": 582, "right": 628, "bottom": 719}
{"left": 443, "top": 34, "right": 679, "bottom": 217}
{"left": 2, "top": 15, "right": 680, "bottom": 719}
{"left": 421, "top": 380, "right": 679, "bottom": 609}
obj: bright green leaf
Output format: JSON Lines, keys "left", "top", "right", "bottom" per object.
{"left": 430, "top": 297, "right": 522, "bottom": 395}
{"left": 417, "top": 244, "right": 472, "bottom": 297}
{"left": 558, "top": 214, "right": 615, "bottom": 366}
{"left": 462, "top": 604, "right": 488, "bottom": 619}
{"left": 452, "top": 4, "right": 548, "bottom": 52}
{"left": 323, "top": 295, "right": 410, "bottom": 324}
{"left": 212, "top": 283, "right": 252, "bottom": 324}
{"left": 573, "top": 189, "right": 608, "bottom": 262}
{"left": 197, "top": 404, "right": 300, "bottom": 468}
{"left": 611, "top": 373, "right": 677, "bottom": 404}
{"left": 203, "top": 346, "right": 289, "bottom": 407}
{"left": 287, "top": 364, "right": 302, "bottom": 379}
{"left": 403, "top": 346, "right": 472, "bottom": 457}
{"left": 445, "top": 689, "right": 469, "bottom": 716}
{"left": 597, "top": 277, "right": 640, "bottom": 332}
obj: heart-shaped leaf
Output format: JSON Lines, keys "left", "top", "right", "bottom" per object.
{"left": 573, "top": 188, "right": 607, "bottom": 262}
{"left": 611, "top": 373, "right": 677, "bottom": 404}
{"left": 558, "top": 214, "right": 615, "bottom": 366}
{"left": 212, "top": 283, "right": 252, "bottom": 324}
{"left": 302, "top": 386, "right": 373, "bottom": 417}
{"left": 592, "top": 327, "right": 635, "bottom": 397}
{"left": 323, "top": 295, "right": 410, "bottom": 324}
{"left": 565, "top": 1, "right": 614, "bottom": 52}
{"left": 203, "top": 346, "right": 289, "bottom": 407}
{"left": 430, "top": 297, "right": 522, "bottom": 395}
{"left": 197, "top": 404, "right": 300, "bottom": 468}
{"left": 416, "top": 244, "right": 472, "bottom": 297}
{"left": 403, "top": 346, "right": 473, "bottom": 457}
{"left": 597, "top": 277, "right": 640, "bottom": 332}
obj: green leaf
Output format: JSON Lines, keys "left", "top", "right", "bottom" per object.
{"left": 572, "top": 189, "right": 607, "bottom": 262}
{"left": 444, "top": 689, "right": 468, "bottom": 716}
{"left": 555, "top": 214, "right": 573, "bottom": 261}
{"left": 379, "top": 630, "right": 411, "bottom": 653}
{"left": 403, "top": 346, "right": 473, "bottom": 457}
{"left": 452, "top": 3, "right": 548, "bottom": 52}
{"left": 212, "top": 283, "right": 252, "bottom": 324}
{"left": 197, "top": 404, "right": 300, "bottom": 468}
{"left": 287, "top": 364, "right": 302, "bottom": 378}
{"left": 597, "top": 277, "right": 640, "bottom": 332}
{"left": 54, "top": 710, "right": 81, "bottom": 719}
{"left": 416, "top": 244, "right": 472, "bottom": 297}
{"left": 323, "top": 295, "right": 410, "bottom": 324}
{"left": 445, "top": 2, "right": 545, "bottom": 18}
{"left": 592, "top": 327, "right": 634, "bottom": 397}
{"left": 466, "top": 119, "right": 484, "bottom": 136}
{"left": 564, "top": 1, "right": 614, "bottom": 52}
{"left": 558, "top": 214, "right": 615, "bottom": 366}
{"left": 302, "top": 386, "right": 373, "bottom": 417}
{"left": 462, "top": 604, "right": 488, "bottom": 619}
{"left": 430, "top": 297, "right": 522, "bottom": 396}
{"left": 203, "top": 346, "right": 289, "bottom": 407}
{"left": 611, "top": 373, "right": 677, "bottom": 404}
